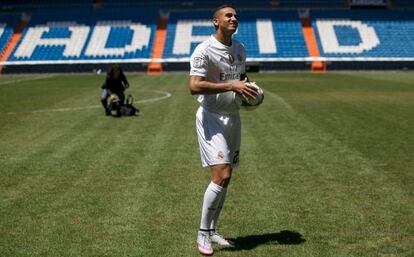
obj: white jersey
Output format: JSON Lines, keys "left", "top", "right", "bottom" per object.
{"left": 190, "top": 35, "right": 246, "bottom": 114}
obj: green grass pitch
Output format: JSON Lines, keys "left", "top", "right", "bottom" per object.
{"left": 0, "top": 72, "right": 413, "bottom": 257}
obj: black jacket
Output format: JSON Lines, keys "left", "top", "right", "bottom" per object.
{"left": 101, "top": 72, "right": 128, "bottom": 96}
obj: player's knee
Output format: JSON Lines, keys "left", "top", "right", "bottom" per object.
{"left": 212, "top": 176, "right": 231, "bottom": 187}
{"left": 221, "top": 176, "right": 232, "bottom": 187}
{"left": 212, "top": 165, "right": 232, "bottom": 187}
{"left": 219, "top": 173, "right": 231, "bottom": 183}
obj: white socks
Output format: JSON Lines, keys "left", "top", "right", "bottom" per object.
{"left": 199, "top": 182, "right": 227, "bottom": 232}
{"left": 210, "top": 186, "right": 227, "bottom": 230}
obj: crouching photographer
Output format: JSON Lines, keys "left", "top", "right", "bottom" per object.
{"left": 100, "top": 64, "right": 138, "bottom": 117}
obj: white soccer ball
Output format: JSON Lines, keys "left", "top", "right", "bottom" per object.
{"left": 234, "top": 81, "right": 264, "bottom": 111}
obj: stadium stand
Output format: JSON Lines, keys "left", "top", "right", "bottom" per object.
{"left": 0, "top": 13, "right": 20, "bottom": 56}
{"left": 392, "top": 0, "right": 414, "bottom": 7}
{"left": 277, "top": 0, "right": 345, "bottom": 7}
{"left": 311, "top": 9, "right": 414, "bottom": 58}
{"left": 163, "top": 9, "right": 308, "bottom": 59}
{"left": 103, "top": 0, "right": 344, "bottom": 7}
{"left": 7, "top": 6, "right": 157, "bottom": 62}
{"left": 0, "top": 0, "right": 92, "bottom": 8}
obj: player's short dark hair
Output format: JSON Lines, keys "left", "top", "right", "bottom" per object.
{"left": 213, "top": 4, "right": 236, "bottom": 19}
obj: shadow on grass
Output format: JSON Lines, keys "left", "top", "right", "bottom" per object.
{"left": 221, "top": 230, "right": 306, "bottom": 251}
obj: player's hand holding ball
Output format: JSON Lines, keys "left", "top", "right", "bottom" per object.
{"left": 234, "top": 80, "right": 264, "bottom": 110}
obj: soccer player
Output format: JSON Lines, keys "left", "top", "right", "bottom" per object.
{"left": 100, "top": 64, "right": 129, "bottom": 116}
{"left": 189, "top": 4, "right": 257, "bottom": 256}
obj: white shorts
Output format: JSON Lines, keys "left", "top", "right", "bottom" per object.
{"left": 196, "top": 107, "right": 241, "bottom": 168}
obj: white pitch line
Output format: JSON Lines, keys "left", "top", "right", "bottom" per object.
{"left": 134, "top": 90, "right": 172, "bottom": 104}
{"left": 5, "top": 90, "right": 172, "bottom": 115}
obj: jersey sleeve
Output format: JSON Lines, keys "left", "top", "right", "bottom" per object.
{"left": 190, "top": 46, "right": 208, "bottom": 77}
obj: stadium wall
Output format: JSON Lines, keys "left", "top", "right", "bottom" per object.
{"left": 1, "top": 7, "right": 414, "bottom": 73}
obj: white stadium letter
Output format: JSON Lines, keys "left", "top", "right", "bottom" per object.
{"left": 85, "top": 21, "right": 151, "bottom": 57}
{"left": 173, "top": 20, "right": 211, "bottom": 55}
{"left": 316, "top": 20, "right": 380, "bottom": 54}
{"left": 256, "top": 19, "right": 277, "bottom": 54}
{"left": 0, "top": 24, "right": 5, "bottom": 39}
{"left": 14, "top": 22, "right": 90, "bottom": 58}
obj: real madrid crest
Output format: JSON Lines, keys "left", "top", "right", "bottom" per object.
{"left": 194, "top": 57, "right": 204, "bottom": 68}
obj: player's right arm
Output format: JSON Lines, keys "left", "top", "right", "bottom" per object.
{"left": 189, "top": 76, "right": 256, "bottom": 99}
